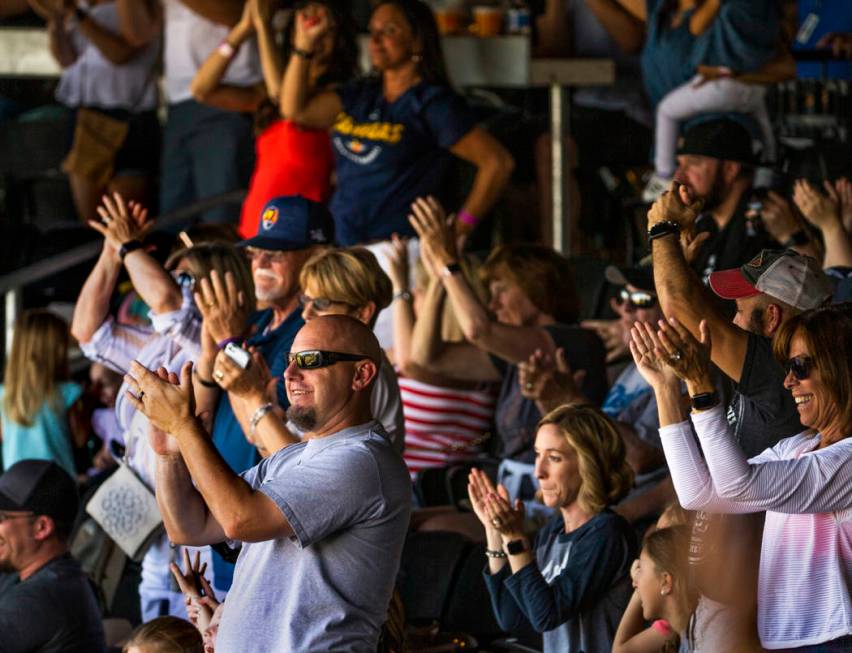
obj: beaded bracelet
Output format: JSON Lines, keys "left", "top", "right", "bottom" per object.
{"left": 485, "top": 549, "right": 507, "bottom": 559}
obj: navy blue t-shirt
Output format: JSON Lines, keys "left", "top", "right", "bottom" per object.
{"left": 329, "top": 78, "right": 477, "bottom": 245}
{"left": 210, "top": 306, "right": 304, "bottom": 589}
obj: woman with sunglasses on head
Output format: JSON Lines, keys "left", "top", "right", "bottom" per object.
{"left": 281, "top": 0, "right": 514, "bottom": 247}
{"left": 630, "top": 304, "right": 852, "bottom": 653}
{"left": 71, "top": 193, "right": 255, "bottom": 622}
{"left": 190, "top": 0, "right": 359, "bottom": 239}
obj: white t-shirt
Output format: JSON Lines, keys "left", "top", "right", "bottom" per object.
{"left": 163, "top": 0, "right": 261, "bottom": 104}
{"left": 662, "top": 406, "right": 852, "bottom": 649}
{"left": 55, "top": 2, "right": 159, "bottom": 111}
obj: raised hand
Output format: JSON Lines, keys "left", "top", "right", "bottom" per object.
{"left": 759, "top": 190, "right": 804, "bottom": 245}
{"left": 468, "top": 467, "right": 501, "bottom": 534}
{"left": 655, "top": 317, "right": 713, "bottom": 388}
{"left": 647, "top": 181, "right": 703, "bottom": 231}
{"left": 518, "top": 347, "right": 585, "bottom": 410}
{"left": 629, "top": 321, "right": 680, "bottom": 390}
{"left": 384, "top": 233, "right": 410, "bottom": 292}
{"left": 294, "top": 3, "right": 330, "bottom": 52}
{"left": 581, "top": 313, "right": 628, "bottom": 364}
{"left": 792, "top": 179, "right": 841, "bottom": 232}
{"left": 125, "top": 361, "right": 197, "bottom": 437}
{"left": 835, "top": 178, "right": 852, "bottom": 232}
{"left": 483, "top": 486, "right": 525, "bottom": 542}
{"left": 89, "top": 192, "right": 153, "bottom": 257}
{"left": 212, "top": 347, "right": 272, "bottom": 402}
{"left": 193, "top": 269, "right": 250, "bottom": 345}
{"left": 408, "top": 196, "right": 458, "bottom": 269}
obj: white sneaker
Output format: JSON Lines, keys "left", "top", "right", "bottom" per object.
{"left": 642, "top": 173, "right": 673, "bottom": 203}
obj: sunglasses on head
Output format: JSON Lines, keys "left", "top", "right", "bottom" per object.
{"left": 287, "top": 350, "right": 369, "bottom": 369}
{"left": 298, "top": 294, "right": 353, "bottom": 312}
{"left": 618, "top": 288, "right": 657, "bottom": 309}
{"left": 783, "top": 355, "right": 814, "bottom": 381}
{"left": 171, "top": 270, "right": 196, "bottom": 291}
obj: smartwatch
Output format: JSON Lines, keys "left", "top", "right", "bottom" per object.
{"left": 690, "top": 391, "right": 719, "bottom": 411}
{"left": 440, "top": 262, "right": 462, "bottom": 278}
{"left": 505, "top": 539, "right": 529, "bottom": 556}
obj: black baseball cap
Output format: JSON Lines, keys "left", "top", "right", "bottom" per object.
{"left": 239, "top": 195, "right": 334, "bottom": 251}
{"left": 0, "top": 460, "right": 79, "bottom": 527}
{"left": 605, "top": 265, "right": 655, "bottom": 293}
{"left": 676, "top": 118, "right": 758, "bottom": 166}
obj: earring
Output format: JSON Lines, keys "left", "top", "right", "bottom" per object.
{"left": 411, "top": 53, "right": 423, "bottom": 63}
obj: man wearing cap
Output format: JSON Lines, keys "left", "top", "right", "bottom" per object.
{"left": 673, "top": 118, "right": 778, "bottom": 279}
{"left": 194, "top": 194, "right": 333, "bottom": 593}
{"left": 649, "top": 184, "right": 833, "bottom": 651}
{"left": 125, "top": 315, "right": 411, "bottom": 653}
{"left": 0, "top": 460, "right": 105, "bottom": 652}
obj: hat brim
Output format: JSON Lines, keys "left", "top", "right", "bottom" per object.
{"left": 708, "top": 268, "right": 761, "bottom": 300}
{"left": 237, "top": 236, "right": 312, "bottom": 251}
{"left": 605, "top": 265, "right": 655, "bottom": 292}
{"left": 0, "top": 489, "right": 23, "bottom": 512}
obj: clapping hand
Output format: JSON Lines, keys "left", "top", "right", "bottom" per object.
{"left": 294, "top": 3, "right": 330, "bottom": 52}
{"left": 655, "top": 318, "right": 713, "bottom": 389}
{"left": 90, "top": 193, "right": 153, "bottom": 259}
{"left": 793, "top": 179, "right": 842, "bottom": 232}
{"left": 170, "top": 549, "right": 220, "bottom": 634}
{"left": 468, "top": 468, "right": 524, "bottom": 540}
{"left": 518, "top": 347, "right": 585, "bottom": 411}
{"left": 408, "top": 196, "right": 459, "bottom": 269}
{"left": 834, "top": 178, "right": 852, "bottom": 232}
{"left": 125, "top": 361, "right": 198, "bottom": 439}
{"left": 629, "top": 321, "right": 681, "bottom": 390}
{"left": 194, "top": 270, "right": 251, "bottom": 345}
{"left": 384, "top": 233, "right": 410, "bottom": 293}
{"left": 212, "top": 346, "right": 274, "bottom": 402}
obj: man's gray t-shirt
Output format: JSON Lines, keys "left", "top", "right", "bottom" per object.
{"left": 215, "top": 421, "right": 412, "bottom": 653}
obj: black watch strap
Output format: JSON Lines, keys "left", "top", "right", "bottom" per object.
{"left": 119, "top": 239, "right": 143, "bottom": 261}
{"left": 506, "top": 538, "right": 528, "bottom": 555}
{"left": 648, "top": 220, "right": 681, "bottom": 241}
{"left": 783, "top": 230, "right": 810, "bottom": 248}
{"left": 691, "top": 391, "right": 719, "bottom": 411}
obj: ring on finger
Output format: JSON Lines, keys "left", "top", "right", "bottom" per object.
{"left": 524, "top": 382, "right": 534, "bottom": 390}
{"left": 214, "top": 369, "right": 225, "bottom": 381}
{"left": 668, "top": 350, "right": 683, "bottom": 362}
{"left": 491, "top": 517, "right": 503, "bottom": 528}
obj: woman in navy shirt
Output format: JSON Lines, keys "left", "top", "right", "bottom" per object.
{"left": 281, "top": 0, "right": 514, "bottom": 246}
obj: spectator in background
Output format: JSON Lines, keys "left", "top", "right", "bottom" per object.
{"left": 613, "top": 526, "right": 697, "bottom": 653}
{"left": 281, "top": 0, "right": 514, "bottom": 247}
{"left": 72, "top": 194, "right": 254, "bottom": 621}
{"left": 409, "top": 197, "right": 607, "bottom": 502}
{"left": 385, "top": 235, "right": 496, "bottom": 480}
{"left": 190, "top": 195, "right": 332, "bottom": 594}
{"left": 30, "top": 0, "right": 160, "bottom": 222}
{"left": 1, "top": 310, "right": 87, "bottom": 478}
{"left": 191, "top": 0, "right": 359, "bottom": 239}
{"left": 123, "top": 616, "right": 203, "bottom": 653}
{"left": 471, "top": 404, "right": 636, "bottom": 653}
{"left": 126, "top": 316, "right": 412, "bottom": 652}
{"left": 117, "top": 0, "right": 260, "bottom": 224}
{"left": 632, "top": 305, "right": 852, "bottom": 651}
{"left": 0, "top": 460, "right": 105, "bottom": 652}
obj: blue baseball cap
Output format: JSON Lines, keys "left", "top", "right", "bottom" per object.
{"left": 239, "top": 195, "right": 335, "bottom": 251}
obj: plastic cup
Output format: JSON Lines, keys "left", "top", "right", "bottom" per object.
{"left": 472, "top": 6, "right": 503, "bottom": 38}
{"left": 434, "top": 7, "right": 465, "bottom": 35}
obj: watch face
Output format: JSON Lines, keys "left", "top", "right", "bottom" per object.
{"left": 506, "top": 539, "right": 527, "bottom": 555}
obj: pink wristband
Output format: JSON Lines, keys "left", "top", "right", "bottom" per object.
{"left": 458, "top": 209, "right": 478, "bottom": 227}
{"left": 217, "top": 40, "right": 235, "bottom": 59}
{"left": 652, "top": 619, "right": 674, "bottom": 637}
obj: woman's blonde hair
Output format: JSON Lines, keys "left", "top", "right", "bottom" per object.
{"left": 299, "top": 247, "right": 392, "bottom": 328}
{"left": 123, "top": 616, "right": 203, "bottom": 653}
{"left": 538, "top": 403, "right": 634, "bottom": 514}
{"left": 3, "top": 309, "right": 70, "bottom": 426}
{"left": 166, "top": 243, "right": 256, "bottom": 314}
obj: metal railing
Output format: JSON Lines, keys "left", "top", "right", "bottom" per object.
{"left": 1, "top": 190, "right": 245, "bottom": 359}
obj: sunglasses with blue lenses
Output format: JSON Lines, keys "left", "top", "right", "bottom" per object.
{"left": 783, "top": 356, "right": 814, "bottom": 381}
{"left": 287, "top": 350, "right": 369, "bottom": 369}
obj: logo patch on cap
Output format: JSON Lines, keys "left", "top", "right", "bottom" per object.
{"left": 746, "top": 251, "right": 766, "bottom": 268}
{"left": 262, "top": 206, "right": 279, "bottom": 231}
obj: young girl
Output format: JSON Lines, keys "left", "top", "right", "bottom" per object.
{"left": 1, "top": 310, "right": 86, "bottom": 478}
{"left": 613, "top": 525, "right": 696, "bottom": 653}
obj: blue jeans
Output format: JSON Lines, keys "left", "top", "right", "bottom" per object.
{"left": 160, "top": 99, "right": 254, "bottom": 225}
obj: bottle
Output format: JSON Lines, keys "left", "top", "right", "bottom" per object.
{"left": 506, "top": 0, "right": 530, "bottom": 35}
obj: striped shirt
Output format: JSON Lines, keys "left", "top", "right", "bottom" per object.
{"left": 661, "top": 405, "right": 852, "bottom": 650}
{"left": 398, "top": 374, "right": 496, "bottom": 478}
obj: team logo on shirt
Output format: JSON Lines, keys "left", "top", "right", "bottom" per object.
{"left": 262, "top": 206, "right": 279, "bottom": 230}
{"left": 332, "top": 112, "right": 404, "bottom": 165}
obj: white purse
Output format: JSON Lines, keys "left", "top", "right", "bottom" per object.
{"left": 86, "top": 412, "right": 163, "bottom": 561}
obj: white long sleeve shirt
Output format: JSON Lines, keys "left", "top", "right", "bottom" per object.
{"left": 660, "top": 406, "right": 852, "bottom": 649}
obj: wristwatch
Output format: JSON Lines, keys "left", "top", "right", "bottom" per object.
{"left": 505, "top": 538, "right": 529, "bottom": 556}
{"left": 690, "top": 391, "right": 719, "bottom": 411}
{"left": 440, "top": 262, "right": 462, "bottom": 278}
{"left": 119, "top": 239, "right": 143, "bottom": 262}
{"left": 647, "top": 220, "right": 681, "bottom": 241}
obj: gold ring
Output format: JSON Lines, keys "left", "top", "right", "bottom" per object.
{"left": 491, "top": 517, "right": 503, "bottom": 528}
{"left": 206, "top": 301, "right": 217, "bottom": 309}
{"left": 524, "top": 382, "right": 534, "bottom": 390}
{"left": 214, "top": 370, "right": 224, "bottom": 381}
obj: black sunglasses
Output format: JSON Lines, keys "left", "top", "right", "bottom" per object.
{"left": 298, "top": 294, "right": 353, "bottom": 312}
{"left": 618, "top": 288, "right": 657, "bottom": 309}
{"left": 287, "top": 350, "right": 369, "bottom": 369}
{"left": 783, "top": 355, "right": 814, "bottom": 381}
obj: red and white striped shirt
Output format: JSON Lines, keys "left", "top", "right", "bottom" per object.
{"left": 398, "top": 374, "right": 496, "bottom": 479}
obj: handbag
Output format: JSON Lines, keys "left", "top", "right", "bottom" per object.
{"left": 61, "top": 108, "right": 130, "bottom": 188}
{"left": 86, "top": 411, "right": 163, "bottom": 561}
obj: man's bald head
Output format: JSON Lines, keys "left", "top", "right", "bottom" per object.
{"left": 291, "top": 315, "right": 382, "bottom": 364}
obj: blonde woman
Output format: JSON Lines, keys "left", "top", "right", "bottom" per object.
{"left": 469, "top": 404, "right": 636, "bottom": 653}
{"left": 1, "top": 310, "right": 86, "bottom": 477}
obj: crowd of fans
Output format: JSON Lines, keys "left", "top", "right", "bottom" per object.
{"left": 1, "top": 0, "right": 851, "bottom": 652}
